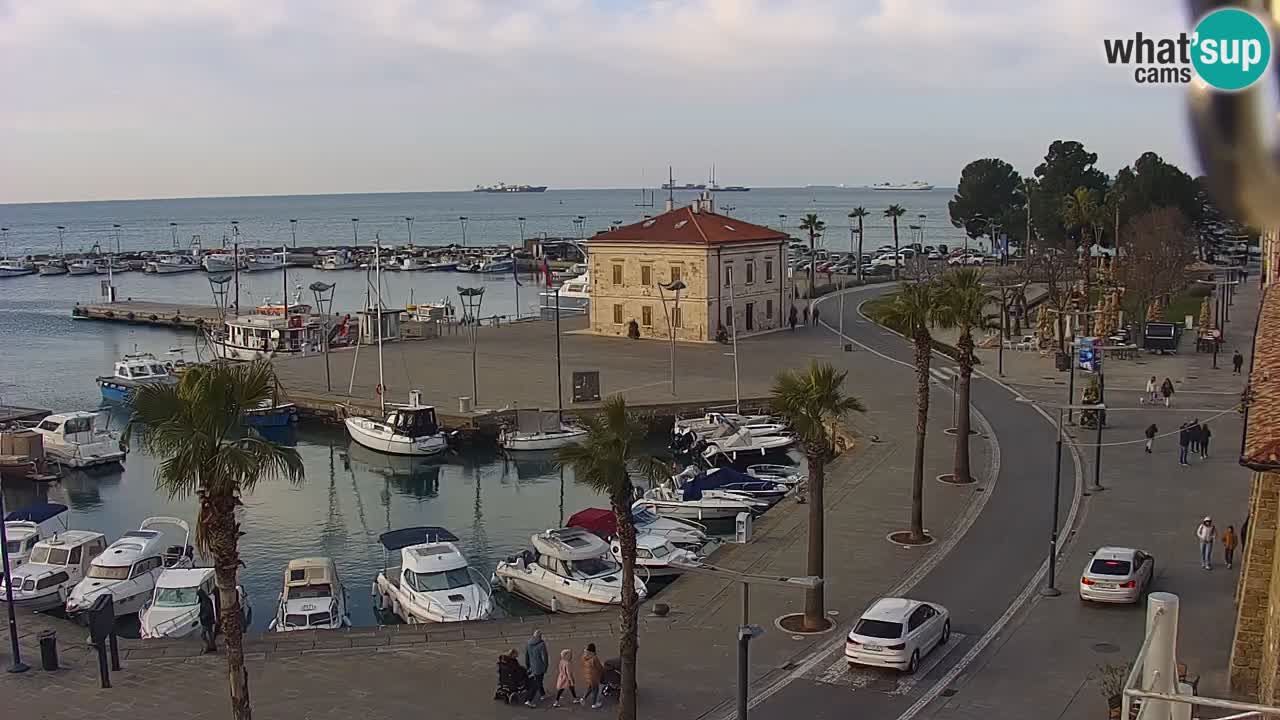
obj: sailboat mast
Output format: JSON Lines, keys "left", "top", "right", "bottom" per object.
{"left": 375, "top": 234, "right": 385, "bottom": 414}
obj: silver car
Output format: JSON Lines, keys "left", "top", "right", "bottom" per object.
{"left": 1079, "top": 547, "right": 1154, "bottom": 603}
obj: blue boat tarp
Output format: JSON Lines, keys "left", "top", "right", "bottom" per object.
{"left": 378, "top": 526, "right": 458, "bottom": 551}
{"left": 681, "top": 468, "right": 776, "bottom": 501}
{"left": 5, "top": 502, "right": 68, "bottom": 524}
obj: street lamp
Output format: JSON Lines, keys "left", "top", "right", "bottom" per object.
{"left": 670, "top": 559, "right": 821, "bottom": 720}
{"left": 56, "top": 225, "right": 66, "bottom": 256}
{"left": 290, "top": 219, "right": 298, "bottom": 249}
{"left": 169, "top": 222, "right": 178, "bottom": 248}
{"left": 658, "top": 279, "right": 687, "bottom": 396}
{"left": 1016, "top": 398, "right": 1106, "bottom": 596}
{"left": 459, "top": 216, "right": 469, "bottom": 247}
{"left": 310, "top": 281, "right": 336, "bottom": 392}
{"left": 458, "top": 286, "right": 485, "bottom": 404}
{"left": 351, "top": 218, "right": 360, "bottom": 247}
{"left": 990, "top": 282, "right": 1027, "bottom": 377}
{"left": 0, "top": 491, "right": 30, "bottom": 673}
{"left": 405, "top": 217, "right": 414, "bottom": 247}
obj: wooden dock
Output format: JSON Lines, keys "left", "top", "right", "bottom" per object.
{"left": 72, "top": 301, "right": 224, "bottom": 330}
{"left": 0, "top": 405, "right": 51, "bottom": 424}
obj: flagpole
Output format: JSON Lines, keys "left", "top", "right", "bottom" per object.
{"left": 513, "top": 254, "right": 520, "bottom": 320}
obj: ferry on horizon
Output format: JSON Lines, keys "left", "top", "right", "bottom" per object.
{"left": 662, "top": 182, "right": 706, "bottom": 191}
{"left": 473, "top": 183, "right": 547, "bottom": 193}
{"left": 869, "top": 181, "right": 934, "bottom": 191}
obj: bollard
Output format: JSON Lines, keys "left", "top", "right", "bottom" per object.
{"left": 38, "top": 630, "right": 58, "bottom": 671}
{"left": 108, "top": 633, "right": 121, "bottom": 671}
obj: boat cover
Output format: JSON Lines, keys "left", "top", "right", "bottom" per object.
{"left": 567, "top": 508, "right": 616, "bottom": 539}
{"left": 378, "top": 526, "right": 458, "bottom": 551}
{"left": 683, "top": 468, "right": 776, "bottom": 500}
{"left": 516, "top": 409, "right": 562, "bottom": 433}
{"left": 5, "top": 502, "right": 68, "bottom": 523}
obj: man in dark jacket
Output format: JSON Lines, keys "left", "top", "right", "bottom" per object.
{"left": 1188, "top": 418, "right": 1202, "bottom": 454}
{"left": 1200, "top": 422, "right": 1212, "bottom": 458}
{"left": 1144, "top": 423, "right": 1158, "bottom": 454}
{"left": 197, "top": 588, "right": 217, "bottom": 653}
{"left": 1177, "top": 423, "right": 1191, "bottom": 466}
{"left": 523, "top": 630, "right": 549, "bottom": 707}
{"left": 1233, "top": 350, "right": 1244, "bottom": 374}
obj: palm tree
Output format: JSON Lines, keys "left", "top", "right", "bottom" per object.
{"left": 771, "top": 361, "right": 864, "bottom": 630}
{"left": 934, "top": 269, "right": 994, "bottom": 484}
{"left": 879, "top": 281, "right": 941, "bottom": 543}
{"left": 1062, "top": 187, "right": 1100, "bottom": 333}
{"left": 126, "top": 361, "right": 304, "bottom": 720}
{"left": 799, "top": 213, "right": 825, "bottom": 298}
{"left": 849, "top": 207, "right": 870, "bottom": 283}
{"left": 554, "top": 395, "right": 666, "bottom": 720}
{"left": 884, "top": 205, "right": 907, "bottom": 280}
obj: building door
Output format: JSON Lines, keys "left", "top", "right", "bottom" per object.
{"left": 745, "top": 302, "right": 755, "bottom": 331}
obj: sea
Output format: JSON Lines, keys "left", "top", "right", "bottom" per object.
{"left": 0, "top": 187, "right": 958, "bottom": 631}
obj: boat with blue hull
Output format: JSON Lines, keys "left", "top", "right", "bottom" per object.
{"left": 97, "top": 352, "right": 179, "bottom": 404}
{"left": 243, "top": 400, "right": 298, "bottom": 428}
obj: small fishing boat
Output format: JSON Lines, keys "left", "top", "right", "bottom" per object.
{"left": 636, "top": 481, "right": 767, "bottom": 522}
{"left": 3, "top": 502, "right": 70, "bottom": 569}
{"left": 95, "top": 257, "right": 130, "bottom": 274}
{"left": 611, "top": 534, "right": 697, "bottom": 578}
{"left": 746, "top": 464, "right": 806, "bottom": 487}
{"left": 67, "top": 259, "right": 99, "bottom": 275}
{"left": 38, "top": 260, "right": 68, "bottom": 276}
{"left": 493, "top": 527, "right": 647, "bottom": 614}
{"left": 139, "top": 567, "right": 250, "bottom": 639}
{"left": 398, "top": 255, "right": 432, "bottom": 271}
{"left": 202, "top": 252, "right": 243, "bottom": 273}
{"left": 345, "top": 395, "right": 448, "bottom": 456}
{"left": 25, "top": 410, "right": 126, "bottom": 468}
{"left": 267, "top": 557, "right": 351, "bottom": 631}
{"left": 700, "top": 428, "right": 795, "bottom": 463}
{"left": 147, "top": 254, "right": 201, "bottom": 273}
{"left": 65, "top": 516, "right": 195, "bottom": 619}
{"left": 424, "top": 259, "right": 458, "bottom": 271}
{"left": 0, "top": 258, "right": 36, "bottom": 277}
{"left": 499, "top": 409, "right": 587, "bottom": 452}
{"left": 243, "top": 250, "right": 285, "bottom": 272}
{"left": 673, "top": 466, "right": 791, "bottom": 503}
{"left": 673, "top": 412, "right": 777, "bottom": 436}
{"left": 568, "top": 506, "right": 711, "bottom": 553}
{"left": 97, "top": 352, "right": 178, "bottom": 404}
{"left": 243, "top": 399, "right": 298, "bottom": 428}
{"left": 209, "top": 312, "right": 322, "bottom": 362}
{"left": 0, "top": 530, "right": 108, "bottom": 611}
{"left": 372, "top": 527, "right": 493, "bottom": 624}
{"left": 314, "top": 249, "right": 358, "bottom": 270}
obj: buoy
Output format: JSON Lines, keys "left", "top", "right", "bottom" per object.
{"left": 126, "top": 312, "right": 136, "bottom": 320}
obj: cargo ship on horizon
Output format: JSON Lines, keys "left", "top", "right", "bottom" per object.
{"left": 868, "top": 181, "right": 934, "bottom": 191}
{"left": 473, "top": 183, "right": 548, "bottom": 193}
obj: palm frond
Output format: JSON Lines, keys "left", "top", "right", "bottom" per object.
{"left": 878, "top": 281, "right": 940, "bottom": 336}
{"left": 770, "top": 360, "right": 864, "bottom": 456}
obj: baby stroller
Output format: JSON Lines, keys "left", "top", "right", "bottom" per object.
{"left": 600, "top": 657, "right": 625, "bottom": 698}
{"left": 494, "top": 657, "right": 529, "bottom": 704}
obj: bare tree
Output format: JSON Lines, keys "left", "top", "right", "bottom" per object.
{"left": 1025, "top": 250, "right": 1079, "bottom": 352}
{"left": 1116, "top": 207, "right": 1194, "bottom": 336}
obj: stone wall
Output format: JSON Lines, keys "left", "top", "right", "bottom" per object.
{"left": 1231, "top": 470, "right": 1279, "bottom": 697}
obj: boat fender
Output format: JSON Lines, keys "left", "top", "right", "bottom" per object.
{"left": 375, "top": 383, "right": 384, "bottom": 396}
{"left": 148, "top": 314, "right": 158, "bottom": 322}
{"left": 103, "top": 310, "right": 114, "bottom": 319}
{"left": 550, "top": 596, "right": 558, "bottom": 613}
{"left": 171, "top": 315, "right": 182, "bottom": 324}
{"left": 127, "top": 312, "right": 136, "bottom": 320}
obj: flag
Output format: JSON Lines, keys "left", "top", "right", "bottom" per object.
{"left": 542, "top": 257, "right": 554, "bottom": 287}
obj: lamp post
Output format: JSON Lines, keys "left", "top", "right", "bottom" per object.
{"left": 111, "top": 223, "right": 122, "bottom": 254}
{"left": 169, "top": 222, "right": 178, "bottom": 248}
{"left": 290, "top": 219, "right": 298, "bottom": 248}
{"left": 459, "top": 216, "right": 469, "bottom": 247}
{"left": 918, "top": 213, "right": 927, "bottom": 248}
{"left": 573, "top": 215, "right": 585, "bottom": 242}
{"left": 56, "top": 225, "right": 66, "bottom": 257}
{"left": 726, "top": 266, "right": 741, "bottom": 413}
{"left": 310, "top": 281, "right": 336, "bottom": 392}
{"left": 990, "top": 282, "right": 1026, "bottom": 377}
{"left": 405, "top": 217, "right": 414, "bottom": 247}
{"left": 0, "top": 491, "right": 30, "bottom": 673}
{"left": 1017, "top": 398, "right": 1105, "bottom": 596}
{"left": 658, "top": 279, "right": 687, "bottom": 396}
{"left": 351, "top": 218, "right": 360, "bottom": 247}
{"left": 458, "top": 286, "right": 485, "bottom": 404}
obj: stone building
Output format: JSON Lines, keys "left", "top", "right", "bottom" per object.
{"left": 587, "top": 195, "right": 790, "bottom": 342}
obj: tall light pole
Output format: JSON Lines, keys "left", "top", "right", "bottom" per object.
{"left": 658, "top": 279, "right": 687, "bottom": 396}
{"left": 310, "top": 281, "right": 336, "bottom": 392}
{"left": 56, "top": 225, "right": 66, "bottom": 256}
{"left": 918, "top": 213, "right": 927, "bottom": 248}
{"left": 459, "top": 216, "right": 469, "bottom": 247}
{"left": 351, "top": 218, "right": 360, "bottom": 247}
{"left": 169, "top": 221, "right": 178, "bottom": 248}
{"left": 405, "top": 217, "right": 413, "bottom": 247}
{"left": 573, "top": 215, "right": 585, "bottom": 242}
{"left": 458, "top": 286, "right": 485, "bottom": 404}
{"left": 726, "top": 266, "right": 741, "bottom": 413}
{"left": 0, "top": 491, "right": 29, "bottom": 673}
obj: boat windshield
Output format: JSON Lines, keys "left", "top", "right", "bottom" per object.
{"left": 631, "top": 508, "right": 658, "bottom": 525}
{"left": 155, "top": 586, "right": 199, "bottom": 607}
{"left": 88, "top": 564, "right": 130, "bottom": 580}
{"left": 649, "top": 543, "right": 671, "bottom": 559}
{"left": 283, "top": 613, "right": 308, "bottom": 628}
{"left": 286, "top": 583, "right": 332, "bottom": 600}
{"left": 308, "top": 611, "right": 333, "bottom": 626}
{"left": 569, "top": 557, "right": 617, "bottom": 578}
{"left": 5, "top": 540, "right": 23, "bottom": 555}
{"left": 30, "top": 546, "right": 69, "bottom": 566}
{"left": 405, "top": 568, "right": 473, "bottom": 593}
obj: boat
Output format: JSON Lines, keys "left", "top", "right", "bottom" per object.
{"left": 267, "top": 557, "right": 351, "bottom": 631}
{"left": 636, "top": 481, "right": 767, "bottom": 522}
{"left": 147, "top": 254, "right": 201, "bottom": 273}
{"left": 869, "top": 181, "right": 935, "bottom": 191}
{"left": 673, "top": 412, "right": 775, "bottom": 436}
{"left": 500, "top": 409, "right": 588, "bottom": 451}
{"left": 424, "top": 259, "right": 458, "bottom": 271}
{"left": 538, "top": 271, "right": 591, "bottom": 313}
{"left": 569, "top": 506, "right": 710, "bottom": 553}
{"left": 202, "top": 252, "right": 243, "bottom": 273}
{"left": 243, "top": 250, "right": 285, "bottom": 272}
{"left": 0, "top": 258, "right": 36, "bottom": 277}
{"left": 3, "top": 502, "right": 70, "bottom": 569}
{"left": 97, "top": 352, "right": 178, "bottom": 404}
{"left": 37, "top": 260, "right": 68, "bottom": 276}
{"left": 675, "top": 416, "right": 789, "bottom": 442}
{"left": 700, "top": 427, "right": 795, "bottom": 462}
{"left": 661, "top": 182, "right": 706, "bottom": 191}
{"left": 0, "top": 530, "right": 108, "bottom": 611}
{"left": 67, "top": 259, "right": 99, "bottom": 275}
{"left": 493, "top": 527, "right": 647, "bottom": 614}
{"left": 746, "top": 464, "right": 806, "bottom": 487}
{"left": 469, "top": 254, "right": 514, "bottom": 274}
{"left": 473, "top": 183, "right": 548, "bottom": 193}
{"left": 345, "top": 393, "right": 448, "bottom": 457}
{"left": 95, "top": 257, "right": 129, "bottom": 274}
{"left": 372, "top": 527, "right": 493, "bottom": 624}
{"left": 552, "top": 263, "right": 588, "bottom": 281}
{"left": 209, "top": 312, "right": 323, "bottom": 362}
{"left": 611, "top": 534, "right": 697, "bottom": 579}
{"left": 242, "top": 398, "right": 298, "bottom": 428}
{"left": 24, "top": 410, "right": 126, "bottom": 468}
{"left": 140, "top": 567, "right": 250, "bottom": 639}
{"left": 314, "top": 249, "right": 358, "bottom": 270}
{"left": 65, "top": 516, "right": 195, "bottom": 618}
{"left": 674, "top": 466, "right": 791, "bottom": 503}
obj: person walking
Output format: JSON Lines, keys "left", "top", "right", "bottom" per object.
{"left": 1177, "top": 423, "right": 1191, "bottom": 466}
{"left": 802, "top": 305, "right": 810, "bottom": 326}
{"left": 197, "top": 588, "right": 217, "bottom": 653}
{"left": 1144, "top": 423, "right": 1158, "bottom": 454}
{"left": 553, "top": 648, "right": 578, "bottom": 707}
{"left": 1188, "top": 418, "right": 1201, "bottom": 455}
{"left": 1200, "top": 421, "right": 1212, "bottom": 458}
{"left": 578, "top": 642, "right": 605, "bottom": 709}
{"left": 812, "top": 306, "right": 821, "bottom": 327}
{"left": 523, "top": 629, "right": 549, "bottom": 706}
{"left": 1143, "top": 376, "right": 1157, "bottom": 405}
{"left": 788, "top": 305, "right": 798, "bottom": 331}
{"left": 1223, "top": 524, "right": 1238, "bottom": 569}
{"left": 1160, "top": 378, "right": 1175, "bottom": 407}
{"left": 1234, "top": 350, "right": 1245, "bottom": 374}
{"left": 1198, "top": 517, "right": 1216, "bottom": 570}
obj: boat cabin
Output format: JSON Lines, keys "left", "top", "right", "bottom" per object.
{"left": 385, "top": 405, "right": 440, "bottom": 438}
{"left": 3, "top": 530, "right": 107, "bottom": 598}
{"left": 527, "top": 528, "right": 619, "bottom": 580}
{"left": 276, "top": 556, "right": 345, "bottom": 630}
{"left": 378, "top": 527, "right": 470, "bottom": 592}
{"left": 113, "top": 353, "right": 173, "bottom": 383}
{"left": 33, "top": 411, "right": 105, "bottom": 444}
{"left": 357, "top": 308, "right": 402, "bottom": 344}
{"left": 221, "top": 314, "right": 320, "bottom": 355}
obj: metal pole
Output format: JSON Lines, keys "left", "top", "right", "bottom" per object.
{"left": 1089, "top": 371, "right": 1105, "bottom": 494}
{"left": 555, "top": 286, "right": 563, "bottom": 422}
{"left": 998, "top": 287, "right": 1006, "bottom": 376}
{"left": 1042, "top": 407, "right": 1064, "bottom": 596}
{"left": 291, "top": 219, "right": 298, "bottom": 248}
{"left": 728, "top": 267, "right": 741, "bottom": 413}
{"left": 737, "top": 581, "right": 750, "bottom": 720}
{"left": 0, "top": 491, "right": 29, "bottom": 673}
{"left": 1067, "top": 349, "right": 1076, "bottom": 425}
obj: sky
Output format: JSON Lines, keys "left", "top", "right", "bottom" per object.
{"left": 0, "top": 0, "right": 1196, "bottom": 203}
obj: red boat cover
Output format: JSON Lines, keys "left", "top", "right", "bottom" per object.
{"left": 567, "top": 508, "right": 617, "bottom": 539}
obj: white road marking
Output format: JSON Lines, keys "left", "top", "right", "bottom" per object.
{"left": 813, "top": 633, "right": 970, "bottom": 695}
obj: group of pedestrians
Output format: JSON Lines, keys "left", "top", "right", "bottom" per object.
{"left": 496, "top": 631, "right": 609, "bottom": 710}
{"left": 787, "top": 304, "right": 820, "bottom": 331}
{"left": 1176, "top": 419, "right": 1212, "bottom": 466}
{"left": 1142, "top": 376, "right": 1177, "bottom": 407}
{"left": 1196, "top": 516, "right": 1238, "bottom": 570}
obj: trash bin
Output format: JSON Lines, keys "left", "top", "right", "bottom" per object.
{"left": 39, "top": 629, "right": 58, "bottom": 671}
{"left": 1054, "top": 352, "right": 1070, "bottom": 372}
{"left": 458, "top": 396, "right": 473, "bottom": 413}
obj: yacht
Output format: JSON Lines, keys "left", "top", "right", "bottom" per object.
{"left": 97, "top": 351, "right": 178, "bottom": 404}
{"left": 0, "top": 258, "right": 36, "bottom": 277}
{"left": 38, "top": 259, "right": 69, "bottom": 276}
{"left": 499, "top": 409, "right": 588, "bottom": 452}
{"left": 567, "top": 506, "right": 711, "bottom": 554}
{"left": 67, "top": 258, "right": 99, "bottom": 275}
{"left": 372, "top": 527, "right": 493, "bottom": 624}
{"left": 539, "top": 271, "right": 590, "bottom": 313}
{"left": 314, "top": 249, "right": 358, "bottom": 270}
{"left": 26, "top": 410, "right": 126, "bottom": 468}
{"left": 493, "top": 527, "right": 647, "bottom": 614}
{"left": 869, "top": 181, "right": 934, "bottom": 191}
{"left": 611, "top": 535, "right": 697, "bottom": 579}
{"left": 141, "top": 567, "right": 250, "bottom": 639}
{"left": 3, "top": 502, "right": 70, "bottom": 569}
{"left": 267, "top": 557, "right": 351, "bottom": 631}
{"left": 345, "top": 391, "right": 448, "bottom": 457}
{"left": 209, "top": 312, "right": 322, "bottom": 361}
{"left": 0, "top": 531, "right": 108, "bottom": 611}
{"left": 637, "top": 481, "right": 767, "bottom": 521}
{"left": 65, "top": 516, "right": 195, "bottom": 618}
{"left": 243, "top": 250, "right": 285, "bottom": 272}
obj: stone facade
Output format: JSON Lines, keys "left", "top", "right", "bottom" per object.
{"left": 1230, "top": 470, "right": 1280, "bottom": 697}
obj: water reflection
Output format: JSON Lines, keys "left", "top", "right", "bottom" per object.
{"left": 57, "top": 466, "right": 124, "bottom": 510}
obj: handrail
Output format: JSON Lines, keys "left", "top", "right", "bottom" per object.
{"left": 147, "top": 607, "right": 198, "bottom": 637}
{"left": 1121, "top": 606, "right": 1162, "bottom": 719}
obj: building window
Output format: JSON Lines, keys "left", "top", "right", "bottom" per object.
{"left": 612, "top": 264, "right": 623, "bottom": 285}
{"left": 765, "top": 259, "right": 774, "bottom": 282}
{"left": 724, "top": 264, "right": 732, "bottom": 287}
{"left": 642, "top": 306, "right": 653, "bottom": 326}
{"left": 670, "top": 265, "right": 682, "bottom": 284}
{"left": 746, "top": 261, "right": 755, "bottom": 285}
{"left": 725, "top": 306, "right": 733, "bottom": 327}
{"left": 766, "top": 299, "right": 773, "bottom": 319}
{"left": 613, "top": 304, "right": 623, "bottom": 324}
{"left": 672, "top": 306, "right": 682, "bottom": 328}
{"left": 641, "top": 265, "right": 652, "bottom": 286}
{"left": 745, "top": 302, "right": 755, "bottom": 331}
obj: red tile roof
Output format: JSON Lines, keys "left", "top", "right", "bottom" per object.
{"left": 1243, "top": 284, "right": 1280, "bottom": 470}
{"left": 590, "top": 205, "right": 787, "bottom": 246}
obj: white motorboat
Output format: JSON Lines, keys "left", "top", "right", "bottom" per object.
{"left": 568, "top": 506, "right": 710, "bottom": 554}
{"left": 702, "top": 428, "right": 795, "bottom": 462}
{"left": 267, "top": 557, "right": 351, "bottom": 631}
{"left": 25, "top": 410, "right": 126, "bottom": 468}
{"left": 65, "top": 516, "right": 195, "bottom": 618}
{"left": 3, "top": 502, "right": 70, "bottom": 569}
{"left": 243, "top": 250, "right": 285, "bottom": 272}
{"left": 372, "top": 527, "right": 493, "bottom": 624}
{"left": 869, "top": 181, "right": 934, "bottom": 191}
{"left": 140, "top": 567, "right": 250, "bottom": 639}
{"left": 678, "top": 420, "right": 791, "bottom": 445}
{"left": 209, "top": 312, "right": 323, "bottom": 361}
{"left": 398, "top": 255, "right": 432, "bottom": 271}
{"left": 673, "top": 412, "right": 775, "bottom": 436}
{"left": 500, "top": 409, "right": 588, "bottom": 451}
{"left": 494, "top": 527, "right": 647, "bottom": 614}
{"left": 0, "top": 258, "right": 36, "bottom": 277}
{"left": 95, "top": 257, "right": 129, "bottom": 274}
{"left": 147, "top": 254, "right": 201, "bottom": 273}
{"left": 611, "top": 534, "right": 697, "bottom": 579}
{"left": 539, "top": 271, "right": 590, "bottom": 313}
{"left": 38, "top": 260, "right": 68, "bottom": 276}
{"left": 314, "top": 249, "right": 358, "bottom": 270}
{"left": 0, "top": 531, "right": 108, "bottom": 611}
{"left": 552, "top": 263, "right": 588, "bottom": 281}
{"left": 345, "top": 393, "right": 448, "bottom": 457}
{"left": 202, "top": 252, "right": 243, "bottom": 273}
{"left": 67, "top": 259, "right": 99, "bottom": 275}
{"left": 97, "top": 351, "right": 178, "bottom": 404}
{"left": 637, "top": 481, "right": 767, "bottom": 522}
{"left": 672, "top": 465, "right": 791, "bottom": 503}
{"left": 746, "top": 464, "right": 806, "bottom": 487}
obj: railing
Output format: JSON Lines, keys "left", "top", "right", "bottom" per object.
{"left": 145, "top": 607, "right": 198, "bottom": 638}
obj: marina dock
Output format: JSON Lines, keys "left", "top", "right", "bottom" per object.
{"left": 72, "top": 300, "right": 224, "bottom": 329}
{"left": 0, "top": 405, "right": 51, "bottom": 424}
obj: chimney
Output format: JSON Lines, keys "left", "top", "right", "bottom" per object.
{"left": 665, "top": 197, "right": 674, "bottom": 212}
{"left": 692, "top": 191, "right": 715, "bottom": 214}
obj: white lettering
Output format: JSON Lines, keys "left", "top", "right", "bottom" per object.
{"left": 1220, "top": 38, "right": 1239, "bottom": 65}
{"left": 1200, "top": 38, "right": 1219, "bottom": 64}
{"left": 1243, "top": 38, "right": 1263, "bottom": 71}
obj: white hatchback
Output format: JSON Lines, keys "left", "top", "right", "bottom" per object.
{"left": 845, "top": 597, "right": 951, "bottom": 674}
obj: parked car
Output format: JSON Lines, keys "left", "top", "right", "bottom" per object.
{"left": 947, "top": 253, "right": 985, "bottom": 266}
{"left": 937, "top": 244, "right": 949, "bottom": 255}
{"left": 1079, "top": 547, "right": 1154, "bottom": 604}
{"left": 845, "top": 597, "right": 951, "bottom": 674}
